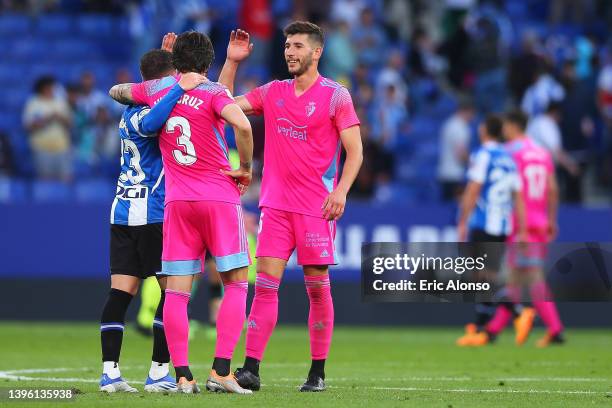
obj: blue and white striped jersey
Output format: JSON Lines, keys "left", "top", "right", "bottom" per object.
{"left": 110, "top": 84, "right": 185, "bottom": 226}
{"left": 467, "top": 141, "right": 521, "bottom": 237}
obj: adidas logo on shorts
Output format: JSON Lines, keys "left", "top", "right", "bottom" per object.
{"left": 320, "top": 249, "right": 329, "bottom": 258}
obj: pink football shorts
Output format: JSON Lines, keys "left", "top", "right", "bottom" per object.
{"left": 161, "top": 200, "right": 251, "bottom": 275}
{"left": 255, "top": 206, "right": 338, "bottom": 266}
{"left": 507, "top": 227, "right": 549, "bottom": 269}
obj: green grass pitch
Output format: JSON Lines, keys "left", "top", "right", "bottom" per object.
{"left": 0, "top": 323, "right": 611, "bottom": 407}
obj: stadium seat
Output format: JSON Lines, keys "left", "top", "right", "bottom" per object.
{"left": 35, "top": 14, "right": 73, "bottom": 36}
{"left": 0, "top": 177, "right": 28, "bottom": 203}
{"left": 31, "top": 180, "right": 72, "bottom": 202}
{"left": 0, "top": 14, "right": 31, "bottom": 35}
{"left": 76, "top": 15, "right": 115, "bottom": 37}
{"left": 53, "top": 39, "right": 98, "bottom": 60}
{"left": 75, "top": 178, "right": 116, "bottom": 203}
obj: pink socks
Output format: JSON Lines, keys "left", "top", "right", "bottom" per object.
{"left": 163, "top": 289, "right": 190, "bottom": 367}
{"left": 305, "top": 275, "right": 334, "bottom": 360}
{"left": 245, "top": 273, "right": 281, "bottom": 360}
{"left": 215, "top": 280, "right": 248, "bottom": 359}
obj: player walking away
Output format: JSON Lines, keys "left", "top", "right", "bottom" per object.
{"left": 471, "top": 110, "right": 565, "bottom": 347}
{"left": 100, "top": 48, "right": 206, "bottom": 393}
{"left": 110, "top": 31, "right": 255, "bottom": 394}
{"left": 455, "top": 115, "right": 528, "bottom": 347}
{"left": 218, "top": 24, "right": 363, "bottom": 392}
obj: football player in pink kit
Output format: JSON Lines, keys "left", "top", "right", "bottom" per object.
{"left": 218, "top": 24, "right": 363, "bottom": 391}
{"left": 472, "top": 110, "right": 565, "bottom": 347}
{"left": 109, "top": 31, "right": 255, "bottom": 394}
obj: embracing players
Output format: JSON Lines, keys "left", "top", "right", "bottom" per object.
{"left": 101, "top": 45, "right": 205, "bottom": 392}
{"left": 110, "top": 31, "right": 255, "bottom": 394}
{"left": 218, "top": 23, "right": 363, "bottom": 391}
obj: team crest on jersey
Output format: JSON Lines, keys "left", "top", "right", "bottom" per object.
{"left": 306, "top": 101, "right": 316, "bottom": 117}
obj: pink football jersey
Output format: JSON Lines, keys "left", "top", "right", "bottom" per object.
{"left": 244, "top": 75, "right": 360, "bottom": 217}
{"left": 131, "top": 75, "right": 239, "bottom": 205}
{"left": 506, "top": 137, "right": 554, "bottom": 231}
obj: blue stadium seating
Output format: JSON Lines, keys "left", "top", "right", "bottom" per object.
{"left": 0, "top": 14, "right": 31, "bottom": 35}
{"left": 75, "top": 178, "right": 115, "bottom": 203}
{"left": 35, "top": 14, "right": 74, "bottom": 36}
{"left": 31, "top": 180, "right": 73, "bottom": 202}
{"left": 0, "top": 177, "right": 28, "bottom": 203}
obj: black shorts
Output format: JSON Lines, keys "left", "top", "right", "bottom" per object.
{"left": 110, "top": 223, "right": 163, "bottom": 279}
{"left": 468, "top": 229, "right": 507, "bottom": 272}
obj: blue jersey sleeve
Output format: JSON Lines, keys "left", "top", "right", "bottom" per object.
{"left": 127, "top": 84, "right": 185, "bottom": 138}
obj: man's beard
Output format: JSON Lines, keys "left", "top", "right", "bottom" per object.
{"left": 287, "top": 54, "right": 313, "bottom": 76}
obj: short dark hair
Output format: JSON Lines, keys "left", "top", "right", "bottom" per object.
{"left": 172, "top": 31, "right": 215, "bottom": 74}
{"left": 483, "top": 114, "right": 504, "bottom": 141}
{"left": 33, "top": 76, "right": 55, "bottom": 94}
{"left": 139, "top": 49, "right": 174, "bottom": 81}
{"left": 283, "top": 21, "right": 324, "bottom": 46}
{"left": 504, "top": 109, "right": 528, "bottom": 131}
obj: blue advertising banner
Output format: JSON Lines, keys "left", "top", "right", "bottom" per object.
{"left": 1, "top": 203, "right": 611, "bottom": 281}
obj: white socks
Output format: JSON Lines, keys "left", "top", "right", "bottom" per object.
{"left": 103, "top": 361, "right": 121, "bottom": 379}
{"left": 149, "top": 362, "right": 169, "bottom": 380}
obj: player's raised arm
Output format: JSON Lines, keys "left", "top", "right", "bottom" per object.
{"left": 322, "top": 126, "right": 363, "bottom": 221}
{"left": 137, "top": 73, "right": 206, "bottom": 135}
{"left": 218, "top": 29, "right": 256, "bottom": 115}
{"left": 220, "top": 103, "right": 254, "bottom": 194}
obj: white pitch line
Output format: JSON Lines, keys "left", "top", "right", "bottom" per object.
{"left": 1, "top": 368, "right": 609, "bottom": 385}
{"left": 274, "top": 376, "right": 610, "bottom": 383}
{"left": 264, "top": 384, "right": 602, "bottom": 395}
{"left": 0, "top": 373, "right": 602, "bottom": 396}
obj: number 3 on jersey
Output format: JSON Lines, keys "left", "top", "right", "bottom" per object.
{"left": 167, "top": 116, "right": 197, "bottom": 165}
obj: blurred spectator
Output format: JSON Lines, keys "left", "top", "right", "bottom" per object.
{"left": 372, "top": 84, "right": 408, "bottom": 150}
{"left": 527, "top": 102, "right": 579, "bottom": 177}
{"left": 559, "top": 60, "right": 597, "bottom": 203}
{"left": 597, "top": 48, "right": 612, "bottom": 183}
{"left": 65, "top": 83, "right": 87, "bottom": 146}
{"left": 437, "top": 99, "right": 475, "bottom": 201}
{"left": 23, "top": 76, "right": 72, "bottom": 182}
{"left": 575, "top": 36, "right": 595, "bottom": 80}
{"left": 172, "top": 0, "right": 212, "bottom": 34}
{"left": 408, "top": 26, "right": 445, "bottom": 79}
{"left": 78, "top": 72, "right": 108, "bottom": 122}
{"left": 239, "top": 0, "right": 273, "bottom": 68}
{"left": 0, "top": 131, "right": 14, "bottom": 176}
{"left": 351, "top": 8, "right": 386, "bottom": 68}
{"left": 382, "top": 0, "right": 411, "bottom": 42}
{"left": 521, "top": 63, "right": 565, "bottom": 117}
{"left": 466, "top": 14, "right": 508, "bottom": 113}
{"left": 376, "top": 50, "right": 407, "bottom": 105}
{"left": 508, "top": 32, "right": 545, "bottom": 104}
{"left": 322, "top": 20, "right": 356, "bottom": 82}
{"left": 77, "top": 106, "right": 118, "bottom": 177}
{"left": 331, "top": 0, "right": 366, "bottom": 28}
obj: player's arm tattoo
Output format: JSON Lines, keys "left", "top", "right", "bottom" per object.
{"left": 240, "top": 161, "right": 252, "bottom": 170}
{"left": 109, "top": 83, "right": 135, "bottom": 105}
